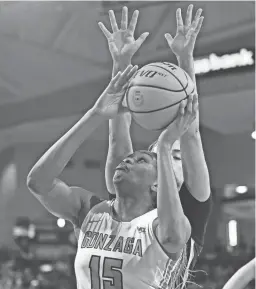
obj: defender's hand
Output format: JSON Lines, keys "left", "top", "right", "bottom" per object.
{"left": 98, "top": 7, "right": 149, "bottom": 64}
{"left": 94, "top": 65, "right": 138, "bottom": 119}
{"left": 158, "top": 94, "right": 198, "bottom": 146}
{"left": 165, "top": 5, "right": 204, "bottom": 58}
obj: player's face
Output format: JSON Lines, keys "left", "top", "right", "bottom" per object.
{"left": 149, "top": 140, "right": 184, "bottom": 190}
{"left": 113, "top": 150, "right": 157, "bottom": 191}
{"left": 171, "top": 140, "right": 184, "bottom": 190}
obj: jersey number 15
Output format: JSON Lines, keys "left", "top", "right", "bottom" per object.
{"left": 89, "top": 255, "right": 123, "bottom": 289}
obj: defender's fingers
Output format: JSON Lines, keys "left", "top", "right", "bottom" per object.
{"left": 120, "top": 65, "right": 138, "bottom": 85}
{"left": 190, "top": 9, "right": 202, "bottom": 31}
{"left": 165, "top": 33, "right": 174, "bottom": 46}
{"left": 110, "top": 72, "right": 122, "bottom": 89}
{"left": 126, "top": 65, "right": 138, "bottom": 80}
{"left": 114, "top": 65, "right": 134, "bottom": 87}
{"left": 194, "top": 8, "right": 203, "bottom": 22}
{"left": 176, "top": 8, "right": 184, "bottom": 33}
{"left": 121, "top": 6, "right": 128, "bottom": 30}
{"left": 98, "top": 22, "right": 112, "bottom": 39}
{"left": 128, "top": 10, "right": 139, "bottom": 34}
{"left": 109, "top": 10, "right": 119, "bottom": 32}
{"left": 194, "top": 16, "right": 204, "bottom": 36}
{"left": 185, "top": 4, "right": 193, "bottom": 28}
{"left": 187, "top": 16, "right": 204, "bottom": 42}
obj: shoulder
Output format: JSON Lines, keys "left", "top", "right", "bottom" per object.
{"left": 72, "top": 187, "right": 107, "bottom": 228}
{"left": 71, "top": 187, "right": 107, "bottom": 210}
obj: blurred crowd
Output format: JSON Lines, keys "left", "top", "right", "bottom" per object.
{"left": 0, "top": 241, "right": 254, "bottom": 289}
{"left": 0, "top": 246, "right": 76, "bottom": 289}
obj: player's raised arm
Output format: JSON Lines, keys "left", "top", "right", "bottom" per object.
{"left": 165, "top": 5, "right": 210, "bottom": 202}
{"left": 98, "top": 7, "right": 149, "bottom": 195}
{"left": 27, "top": 65, "right": 137, "bottom": 225}
{"left": 155, "top": 94, "right": 198, "bottom": 253}
{"left": 222, "top": 258, "right": 255, "bottom": 289}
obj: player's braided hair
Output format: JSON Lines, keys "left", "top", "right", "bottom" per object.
{"left": 157, "top": 245, "right": 189, "bottom": 289}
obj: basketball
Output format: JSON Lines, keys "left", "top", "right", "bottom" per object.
{"left": 125, "top": 62, "right": 195, "bottom": 130}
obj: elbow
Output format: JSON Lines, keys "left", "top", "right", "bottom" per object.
{"left": 26, "top": 168, "right": 48, "bottom": 195}
{"left": 26, "top": 174, "right": 32, "bottom": 189}
{"left": 27, "top": 168, "right": 34, "bottom": 188}
{"left": 184, "top": 174, "right": 211, "bottom": 202}
{"left": 160, "top": 233, "right": 188, "bottom": 253}
{"left": 26, "top": 172, "right": 38, "bottom": 193}
{"left": 197, "top": 188, "right": 211, "bottom": 202}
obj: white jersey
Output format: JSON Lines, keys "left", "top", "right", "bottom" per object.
{"left": 75, "top": 200, "right": 187, "bottom": 289}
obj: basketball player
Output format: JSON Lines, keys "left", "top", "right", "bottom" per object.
{"left": 27, "top": 59, "right": 199, "bottom": 289}
{"left": 222, "top": 258, "right": 255, "bottom": 289}
{"left": 100, "top": 4, "right": 212, "bottom": 277}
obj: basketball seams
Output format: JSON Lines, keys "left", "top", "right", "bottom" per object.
{"left": 189, "top": 86, "right": 195, "bottom": 96}
{"left": 183, "top": 72, "right": 190, "bottom": 97}
{"left": 132, "top": 113, "right": 178, "bottom": 132}
{"left": 126, "top": 62, "right": 194, "bottom": 130}
{"left": 183, "top": 71, "right": 195, "bottom": 96}
{"left": 128, "top": 94, "right": 189, "bottom": 114}
{"left": 132, "top": 114, "right": 164, "bottom": 132}
{"left": 146, "top": 64, "right": 188, "bottom": 93}
{"left": 128, "top": 84, "right": 187, "bottom": 93}
{"left": 184, "top": 71, "right": 188, "bottom": 83}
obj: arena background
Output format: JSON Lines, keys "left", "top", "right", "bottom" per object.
{"left": 0, "top": 1, "right": 254, "bottom": 289}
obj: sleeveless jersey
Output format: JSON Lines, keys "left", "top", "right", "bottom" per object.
{"left": 75, "top": 200, "right": 187, "bottom": 289}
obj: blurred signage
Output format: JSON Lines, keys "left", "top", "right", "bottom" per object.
{"left": 30, "top": 228, "right": 77, "bottom": 260}
{"left": 31, "top": 244, "right": 75, "bottom": 260}
{"left": 13, "top": 224, "right": 36, "bottom": 238}
{"left": 13, "top": 217, "right": 36, "bottom": 239}
{"left": 31, "top": 228, "right": 77, "bottom": 246}
{"left": 195, "top": 48, "right": 254, "bottom": 75}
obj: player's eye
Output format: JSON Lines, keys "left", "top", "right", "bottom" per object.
{"left": 137, "top": 158, "right": 146, "bottom": 163}
{"left": 173, "top": 155, "right": 181, "bottom": 161}
{"left": 124, "top": 158, "right": 133, "bottom": 164}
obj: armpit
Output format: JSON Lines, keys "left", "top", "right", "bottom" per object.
{"left": 77, "top": 195, "right": 104, "bottom": 229}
